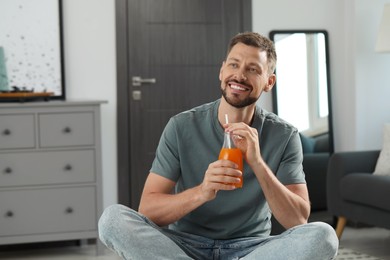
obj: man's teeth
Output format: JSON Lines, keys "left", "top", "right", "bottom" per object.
{"left": 230, "top": 84, "right": 246, "bottom": 91}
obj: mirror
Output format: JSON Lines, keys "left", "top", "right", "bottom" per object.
{"left": 269, "top": 30, "right": 334, "bottom": 213}
{"left": 0, "top": 0, "right": 65, "bottom": 100}
{"left": 269, "top": 30, "right": 334, "bottom": 154}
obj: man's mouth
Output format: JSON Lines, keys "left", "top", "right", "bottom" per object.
{"left": 228, "top": 82, "right": 250, "bottom": 92}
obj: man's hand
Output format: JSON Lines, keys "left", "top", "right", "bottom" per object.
{"left": 200, "top": 160, "right": 242, "bottom": 201}
{"left": 224, "top": 122, "right": 262, "bottom": 167}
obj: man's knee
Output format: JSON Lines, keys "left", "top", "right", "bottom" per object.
{"left": 312, "top": 222, "right": 338, "bottom": 241}
{"left": 308, "top": 222, "right": 339, "bottom": 257}
{"left": 98, "top": 204, "right": 131, "bottom": 245}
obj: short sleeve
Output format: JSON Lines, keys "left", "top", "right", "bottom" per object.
{"left": 276, "top": 130, "right": 306, "bottom": 185}
{"left": 150, "top": 118, "right": 181, "bottom": 182}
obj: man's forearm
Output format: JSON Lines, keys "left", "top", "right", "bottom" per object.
{"left": 252, "top": 160, "right": 310, "bottom": 229}
{"left": 138, "top": 185, "right": 207, "bottom": 227}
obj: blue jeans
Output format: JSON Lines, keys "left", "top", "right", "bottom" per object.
{"left": 98, "top": 204, "right": 338, "bottom": 260}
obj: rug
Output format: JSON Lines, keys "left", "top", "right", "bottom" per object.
{"left": 337, "top": 246, "right": 384, "bottom": 260}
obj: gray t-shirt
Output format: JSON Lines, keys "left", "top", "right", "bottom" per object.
{"left": 150, "top": 99, "right": 305, "bottom": 239}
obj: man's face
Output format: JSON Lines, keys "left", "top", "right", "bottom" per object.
{"left": 219, "top": 42, "right": 275, "bottom": 108}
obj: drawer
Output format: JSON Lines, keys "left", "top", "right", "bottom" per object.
{"left": 0, "top": 150, "right": 95, "bottom": 187}
{"left": 0, "top": 187, "right": 96, "bottom": 236}
{"left": 39, "top": 112, "right": 95, "bottom": 147}
{"left": 0, "top": 114, "right": 35, "bottom": 150}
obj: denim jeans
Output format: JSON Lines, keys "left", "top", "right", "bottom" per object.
{"left": 98, "top": 204, "right": 338, "bottom": 260}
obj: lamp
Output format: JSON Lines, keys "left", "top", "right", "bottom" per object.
{"left": 376, "top": 3, "right": 390, "bottom": 52}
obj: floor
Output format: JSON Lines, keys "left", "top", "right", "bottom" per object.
{"left": 0, "top": 211, "right": 389, "bottom": 260}
{"left": 339, "top": 226, "right": 390, "bottom": 260}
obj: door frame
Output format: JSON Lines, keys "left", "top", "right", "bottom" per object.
{"left": 116, "top": 0, "right": 252, "bottom": 206}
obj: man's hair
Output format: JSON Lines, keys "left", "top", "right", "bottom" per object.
{"left": 226, "top": 32, "right": 277, "bottom": 74}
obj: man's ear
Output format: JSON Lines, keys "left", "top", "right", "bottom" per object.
{"left": 264, "top": 74, "right": 276, "bottom": 92}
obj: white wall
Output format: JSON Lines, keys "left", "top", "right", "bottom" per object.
{"left": 253, "top": 0, "right": 390, "bottom": 152}
{"left": 62, "top": 0, "right": 117, "bottom": 209}
{"left": 355, "top": 0, "right": 390, "bottom": 150}
{"left": 61, "top": 0, "right": 390, "bottom": 208}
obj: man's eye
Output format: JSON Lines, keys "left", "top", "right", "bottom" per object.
{"left": 229, "top": 63, "right": 238, "bottom": 68}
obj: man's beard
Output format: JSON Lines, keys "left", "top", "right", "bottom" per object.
{"left": 221, "top": 86, "right": 258, "bottom": 108}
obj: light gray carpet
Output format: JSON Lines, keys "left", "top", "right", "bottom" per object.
{"left": 337, "top": 247, "right": 384, "bottom": 260}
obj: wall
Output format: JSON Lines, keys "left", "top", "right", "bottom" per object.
{"left": 62, "top": 0, "right": 117, "bottom": 209}
{"left": 253, "top": 0, "right": 390, "bottom": 152}
{"left": 355, "top": 0, "right": 390, "bottom": 150}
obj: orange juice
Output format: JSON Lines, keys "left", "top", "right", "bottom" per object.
{"left": 218, "top": 147, "right": 243, "bottom": 188}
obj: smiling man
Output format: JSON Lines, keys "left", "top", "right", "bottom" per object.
{"left": 98, "top": 32, "right": 338, "bottom": 260}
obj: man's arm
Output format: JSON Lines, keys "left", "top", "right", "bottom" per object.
{"left": 226, "top": 123, "right": 310, "bottom": 229}
{"left": 138, "top": 173, "right": 206, "bottom": 226}
{"left": 139, "top": 162, "right": 241, "bottom": 226}
{"left": 252, "top": 162, "right": 310, "bottom": 229}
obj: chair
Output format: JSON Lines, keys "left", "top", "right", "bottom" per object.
{"left": 300, "top": 133, "right": 330, "bottom": 211}
{"left": 326, "top": 150, "right": 390, "bottom": 238}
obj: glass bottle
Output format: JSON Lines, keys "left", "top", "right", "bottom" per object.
{"left": 218, "top": 132, "right": 243, "bottom": 188}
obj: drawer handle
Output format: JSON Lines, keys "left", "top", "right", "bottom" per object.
{"left": 5, "top": 211, "right": 14, "bottom": 218}
{"left": 64, "top": 164, "right": 73, "bottom": 171}
{"left": 65, "top": 207, "right": 74, "bottom": 214}
{"left": 2, "top": 129, "right": 11, "bottom": 136}
{"left": 63, "top": 127, "right": 72, "bottom": 134}
{"left": 3, "top": 167, "right": 13, "bottom": 174}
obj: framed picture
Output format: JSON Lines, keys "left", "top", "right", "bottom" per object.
{"left": 0, "top": 0, "right": 65, "bottom": 101}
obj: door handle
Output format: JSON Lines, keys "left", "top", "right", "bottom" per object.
{"left": 132, "top": 76, "right": 156, "bottom": 86}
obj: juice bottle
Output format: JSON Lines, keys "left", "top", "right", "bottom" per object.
{"left": 218, "top": 132, "right": 243, "bottom": 188}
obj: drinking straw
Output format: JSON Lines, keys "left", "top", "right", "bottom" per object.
{"left": 225, "top": 114, "right": 231, "bottom": 148}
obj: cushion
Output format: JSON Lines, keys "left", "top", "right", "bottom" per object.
{"left": 313, "top": 133, "right": 329, "bottom": 153}
{"left": 340, "top": 173, "right": 390, "bottom": 212}
{"left": 299, "top": 133, "right": 315, "bottom": 154}
{"left": 374, "top": 124, "right": 390, "bottom": 176}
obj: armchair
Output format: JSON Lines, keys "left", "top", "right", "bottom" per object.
{"left": 326, "top": 150, "right": 390, "bottom": 238}
{"left": 300, "top": 133, "right": 330, "bottom": 211}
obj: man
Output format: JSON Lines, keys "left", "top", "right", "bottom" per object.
{"left": 99, "top": 32, "right": 338, "bottom": 259}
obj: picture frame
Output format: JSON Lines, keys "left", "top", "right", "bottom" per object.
{"left": 0, "top": 0, "right": 65, "bottom": 101}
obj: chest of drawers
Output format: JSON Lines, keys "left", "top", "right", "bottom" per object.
{"left": 0, "top": 101, "right": 105, "bottom": 254}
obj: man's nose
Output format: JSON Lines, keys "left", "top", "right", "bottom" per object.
{"left": 234, "top": 68, "right": 247, "bottom": 82}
